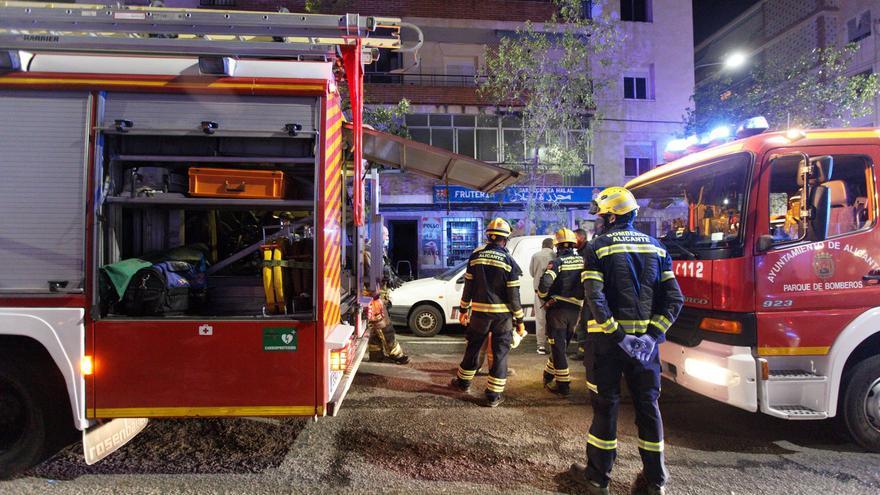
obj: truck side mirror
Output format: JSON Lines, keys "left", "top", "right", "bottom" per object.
{"left": 757, "top": 235, "right": 774, "bottom": 252}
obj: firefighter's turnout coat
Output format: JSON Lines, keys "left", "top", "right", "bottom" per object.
{"left": 581, "top": 223, "right": 684, "bottom": 342}
{"left": 459, "top": 243, "right": 525, "bottom": 322}
{"left": 537, "top": 247, "right": 585, "bottom": 308}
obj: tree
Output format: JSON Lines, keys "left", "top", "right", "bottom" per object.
{"left": 687, "top": 44, "right": 880, "bottom": 135}
{"left": 480, "top": 0, "right": 624, "bottom": 233}
{"left": 364, "top": 99, "right": 411, "bottom": 138}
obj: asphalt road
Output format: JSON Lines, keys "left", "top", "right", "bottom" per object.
{"left": 2, "top": 334, "right": 879, "bottom": 495}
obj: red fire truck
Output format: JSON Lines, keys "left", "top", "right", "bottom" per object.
{"left": 0, "top": 2, "right": 517, "bottom": 477}
{"left": 627, "top": 121, "right": 880, "bottom": 451}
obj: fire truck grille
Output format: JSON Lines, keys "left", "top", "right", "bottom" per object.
{"left": 666, "top": 311, "right": 702, "bottom": 347}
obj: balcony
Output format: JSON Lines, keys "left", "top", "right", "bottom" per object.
{"left": 365, "top": 72, "right": 488, "bottom": 87}
{"left": 364, "top": 72, "right": 496, "bottom": 105}
{"left": 213, "top": 1, "right": 556, "bottom": 22}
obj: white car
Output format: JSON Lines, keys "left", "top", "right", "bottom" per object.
{"left": 388, "top": 235, "right": 548, "bottom": 337}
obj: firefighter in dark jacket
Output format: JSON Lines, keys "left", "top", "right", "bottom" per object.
{"left": 536, "top": 228, "right": 584, "bottom": 396}
{"left": 569, "top": 187, "right": 684, "bottom": 495}
{"left": 450, "top": 218, "right": 525, "bottom": 408}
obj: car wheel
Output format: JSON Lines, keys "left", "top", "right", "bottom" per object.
{"left": 408, "top": 304, "right": 444, "bottom": 338}
{"left": 843, "top": 355, "right": 880, "bottom": 452}
{"left": 0, "top": 357, "right": 49, "bottom": 479}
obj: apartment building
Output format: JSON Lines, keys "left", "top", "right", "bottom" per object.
{"left": 695, "top": 0, "right": 880, "bottom": 126}
{"left": 91, "top": 0, "right": 693, "bottom": 276}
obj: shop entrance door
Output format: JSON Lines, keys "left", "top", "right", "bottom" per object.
{"left": 388, "top": 219, "right": 419, "bottom": 280}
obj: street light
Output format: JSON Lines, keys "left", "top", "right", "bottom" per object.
{"left": 695, "top": 51, "right": 749, "bottom": 71}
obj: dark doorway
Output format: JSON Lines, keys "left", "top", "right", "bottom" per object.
{"left": 388, "top": 220, "right": 418, "bottom": 280}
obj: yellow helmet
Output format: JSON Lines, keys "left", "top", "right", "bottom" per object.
{"left": 590, "top": 186, "right": 639, "bottom": 216}
{"left": 554, "top": 228, "right": 577, "bottom": 246}
{"left": 485, "top": 217, "right": 512, "bottom": 238}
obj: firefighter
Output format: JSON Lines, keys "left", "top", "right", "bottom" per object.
{"left": 536, "top": 228, "right": 584, "bottom": 396}
{"left": 569, "top": 187, "right": 684, "bottom": 495}
{"left": 367, "top": 291, "right": 410, "bottom": 365}
{"left": 449, "top": 218, "right": 525, "bottom": 408}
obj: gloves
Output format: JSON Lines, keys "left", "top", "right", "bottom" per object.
{"left": 617, "top": 334, "right": 643, "bottom": 358}
{"left": 511, "top": 322, "right": 527, "bottom": 349}
{"left": 459, "top": 311, "right": 471, "bottom": 327}
{"left": 634, "top": 335, "right": 657, "bottom": 362}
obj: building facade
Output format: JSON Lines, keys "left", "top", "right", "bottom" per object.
{"left": 103, "top": 0, "right": 693, "bottom": 276}
{"left": 695, "top": 0, "right": 880, "bottom": 126}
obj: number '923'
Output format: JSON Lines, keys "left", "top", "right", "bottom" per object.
{"left": 762, "top": 299, "right": 794, "bottom": 308}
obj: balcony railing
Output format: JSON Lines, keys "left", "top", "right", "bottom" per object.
{"left": 365, "top": 72, "right": 489, "bottom": 87}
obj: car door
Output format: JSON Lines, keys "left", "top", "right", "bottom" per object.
{"left": 753, "top": 145, "right": 880, "bottom": 356}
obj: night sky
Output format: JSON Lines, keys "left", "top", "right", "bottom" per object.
{"left": 693, "top": 0, "right": 762, "bottom": 45}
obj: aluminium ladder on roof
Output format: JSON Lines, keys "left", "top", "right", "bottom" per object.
{"left": 0, "top": 1, "right": 402, "bottom": 59}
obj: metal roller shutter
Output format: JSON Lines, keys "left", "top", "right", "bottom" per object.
{"left": 102, "top": 93, "right": 317, "bottom": 137}
{"left": 0, "top": 91, "right": 89, "bottom": 293}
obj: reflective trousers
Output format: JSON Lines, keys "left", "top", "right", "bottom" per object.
{"left": 584, "top": 338, "right": 667, "bottom": 488}
{"left": 367, "top": 321, "right": 404, "bottom": 360}
{"left": 455, "top": 313, "right": 512, "bottom": 399}
{"left": 542, "top": 304, "right": 580, "bottom": 392}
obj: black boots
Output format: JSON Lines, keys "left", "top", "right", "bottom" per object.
{"left": 568, "top": 463, "right": 609, "bottom": 495}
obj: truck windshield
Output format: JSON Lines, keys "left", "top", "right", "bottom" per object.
{"left": 630, "top": 152, "right": 751, "bottom": 259}
{"left": 435, "top": 261, "right": 468, "bottom": 280}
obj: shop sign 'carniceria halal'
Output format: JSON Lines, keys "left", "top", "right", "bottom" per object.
{"left": 433, "top": 186, "right": 602, "bottom": 205}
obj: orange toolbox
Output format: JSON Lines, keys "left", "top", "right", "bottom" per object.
{"left": 188, "top": 167, "right": 287, "bottom": 199}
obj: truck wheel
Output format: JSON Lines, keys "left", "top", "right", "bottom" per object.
{"left": 0, "top": 358, "right": 50, "bottom": 479}
{"left": 408, "top": 304, "right": 444, "bottom": 337}
{"left": 842, "top": 355, "right": 880, "bottom": 452}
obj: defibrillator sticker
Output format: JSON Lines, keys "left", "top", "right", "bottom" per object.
{"left": 263, "top": 327, "right": 298, "bottom": 352}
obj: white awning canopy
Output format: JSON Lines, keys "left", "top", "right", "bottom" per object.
{"left": 345, "top": 124, "right": 520, "bottom": 193}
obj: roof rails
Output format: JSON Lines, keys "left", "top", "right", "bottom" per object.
{"left": 0, "top": 1, "right": 402, "bottom": 59}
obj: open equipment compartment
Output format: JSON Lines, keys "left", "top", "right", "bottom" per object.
{"left": 96, "top": 93, "right": 320, "bottom": 321}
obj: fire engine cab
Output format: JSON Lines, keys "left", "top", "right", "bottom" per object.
{"left": 0, "top": 2, "right": 517, "bottom": 477}
{"left": 628, "top": 120, "right": 880, "bottom": 451}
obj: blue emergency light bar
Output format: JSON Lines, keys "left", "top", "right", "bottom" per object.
{"left": 663, "top": 116, "right": 770, "bottom": 162}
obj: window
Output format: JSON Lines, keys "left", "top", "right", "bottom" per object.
{"left": 624, "top": 143, "right": 654, "bottom": 177}
{"left": 444, "top": 57, "right": 477, "bottom": 78}
{"left": 625, "top": 158, "right": 652, "bottom": 177}
{"left": 365, "top": 48, "right": 403, "bottom": 82}
{"left": 457, "top": 129, "right": 476, "bottom": 158}
{"left": 200, "top": 0, "right": 236, "bottom": 6}
{"left": 848, "top": 10, "right": 872, "bottom": 43}
{"left": 620, "top": 0, "right": 651, "bottom": 22}
{"left": 579, "top": 1, "right": 594, "bottom": 20}
{"left": 476, "top": 129, "right": 499, "bottom": 162}
{"left": 624, "top": 76, "right": 648, "bottom": 100}
{"left": 431, "top": 129, "right": 454, "bottom": 152}
{"left": 503, "top": 129, "right": 525, "bottom": 163}
{"left": 768, "top": 154, "right": 873, "bottom": 245}
{"left": 563, "top": 163, "right": 594, "bottom": 187}
{"left": 631, "top": 153, "right": 751, "bottom": 254}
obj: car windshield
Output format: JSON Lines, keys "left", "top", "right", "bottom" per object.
{"left": 435, "top": 261, "right": 467, "bottom": 281}
{"left": 630, "top": 152, "right": 751, "bottom": 259}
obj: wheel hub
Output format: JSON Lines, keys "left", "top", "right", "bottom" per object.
{"left": 417, "top": 312, "right": 437, "bottom": 331}
{"left": 865, "top": 376, "right": 880, "bottom": 433}
{"left": 0, "top": 380, "right": 27, "bottom": 454}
